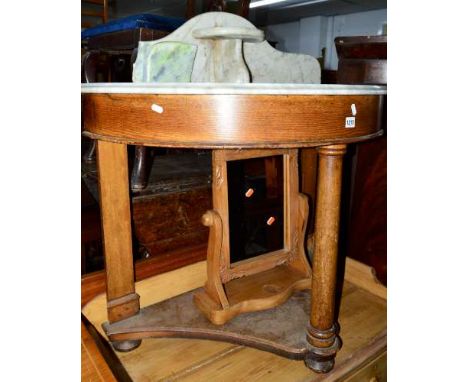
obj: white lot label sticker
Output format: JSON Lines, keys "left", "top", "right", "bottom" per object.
{"left": 151, "top": 103, "right": 164, "bottom": 114}
{"left": 345, "top": 116, "right": 355, "bottom": 128}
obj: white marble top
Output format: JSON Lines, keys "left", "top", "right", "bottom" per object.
{"left": 81, "top": 82, "right": 387, "bottom": 96}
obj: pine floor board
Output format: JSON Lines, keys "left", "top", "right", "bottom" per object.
{"left": 82, "top": 321, "right": 117, "bottom": 382}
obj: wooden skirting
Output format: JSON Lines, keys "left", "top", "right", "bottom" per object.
{"left": 82, "top": 258, "right": 386, "bottom": 381}
{"left": 81, "top": 244, "right": 207, "bottom": 306}
{"left": 344, "top": 257, "right": 386, "bottom": 300}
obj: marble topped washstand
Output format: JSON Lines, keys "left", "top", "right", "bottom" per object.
{"left": 81, "top": 82, "right": 386, "bottom": 373}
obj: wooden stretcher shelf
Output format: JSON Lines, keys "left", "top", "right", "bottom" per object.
{"left": 193, "top": 264, "right": 311, "bottom": 326}
{"left": 82, "top": 258, "right": 386, "bottom": 381}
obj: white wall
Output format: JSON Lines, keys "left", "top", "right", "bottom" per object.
{"left": 298, "top": 16, "right": 329, "bottom": 58}
{"left": 264, "top": 9, "right": 387, "bottom": 70}
{"left": 264, "top": 21, "right": 300, "bottom": 53}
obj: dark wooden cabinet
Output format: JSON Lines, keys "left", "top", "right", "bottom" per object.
{"left": 335, "top": 35, "right": 387, "bottom": 284}
{"left": 81, "top": 151, "right": 211, "bottom": 275}
{"left": 335, "top": 35, "right": 387, "bottom": 84}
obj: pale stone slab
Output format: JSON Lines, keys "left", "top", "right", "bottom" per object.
{"left": 81, "top": 82, "right": 387, "bottom": 95}
{"left": 133, "top": 12, "right": 321, "bottom": 84}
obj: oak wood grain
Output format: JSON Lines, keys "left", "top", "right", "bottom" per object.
{"left": 96, "top": 141, "right": 139, "bottom": 322}
{"left": 310, "top": 145, "right": 346, "bottom": 331}
{"left": 83, "top": 94, "right": 383, "bottom": 148}
{"left": 305, "top": 144, "right": 347, "bottom": 372}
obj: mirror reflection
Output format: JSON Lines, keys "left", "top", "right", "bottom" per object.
{"left": 227, "top": 155, "right": 284, "bottom": 263}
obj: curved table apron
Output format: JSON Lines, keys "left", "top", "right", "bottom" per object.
{"left": 81, "top": 82, "right": 386, "bottom": 374}
{"left": 82, "top": 83, "right": 385, "bottom": 148}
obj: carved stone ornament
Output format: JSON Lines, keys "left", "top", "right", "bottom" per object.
{"left": 133, "top": 12, "right": 321, "bottom": 84}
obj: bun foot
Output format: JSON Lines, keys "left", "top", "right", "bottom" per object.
{"left": 305, "top": 324, "right": 341, "bottom": 373}
{"left": 304, "top": 353, "right": 335, "bottom": 373}
{"left": 111, "top": 339, "right": 142, "bottom": 352}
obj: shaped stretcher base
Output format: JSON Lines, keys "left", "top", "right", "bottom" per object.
{"left": 103, "top": 287, "right": 314, "bottom": 360}
{"left": 194, "top": 264, "right": 310, "bottom": 325}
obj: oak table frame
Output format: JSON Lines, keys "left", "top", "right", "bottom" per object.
{"left": 81, "top": 82, "right": 386, "bottom": 373}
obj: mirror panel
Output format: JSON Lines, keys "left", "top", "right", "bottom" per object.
{"left": 227, "top": 155, "right": 284, "bottom": 263}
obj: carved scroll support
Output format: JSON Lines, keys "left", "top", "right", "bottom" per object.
{"left": 199, "top": 210, "right": 229, "bottom": 308}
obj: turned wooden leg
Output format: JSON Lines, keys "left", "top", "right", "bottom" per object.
{"left": 305, "top": 144, "right": 346, "bottom": 373}
{"left": 97, "top": 140, "right": 141, "bottom": 352}
{"left": 131, "top": 146, "right": 151, "bottom": 191}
